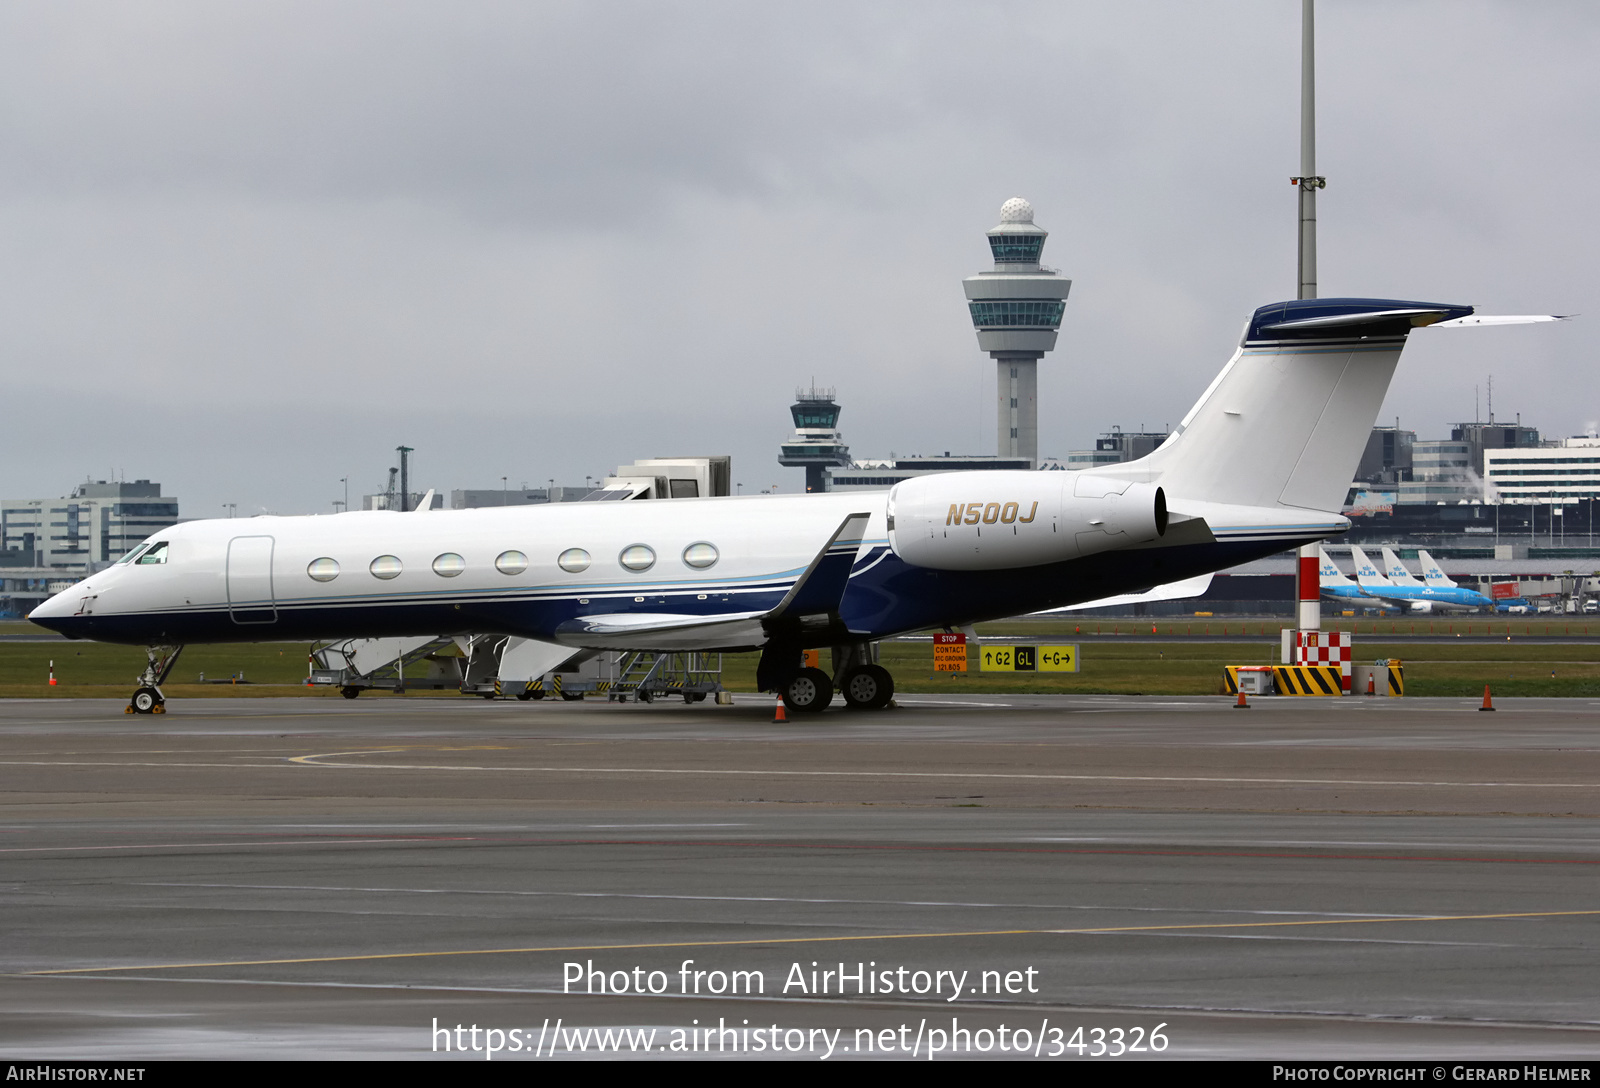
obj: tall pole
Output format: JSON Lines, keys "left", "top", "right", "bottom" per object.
{"left": 1294, "top": 0, "right": 1325, "bottom": 637}
{"left": 1296, "top": 0, "right": 1321, "bottom": 302}
{"left": 396, "top": 446, "right": 413, "bottom": 513}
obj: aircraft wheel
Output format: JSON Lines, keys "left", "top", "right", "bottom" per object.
{"left": 782, "top": 667, "right": 834, "bottom": 714}
{"left": 840, "top": 664, "right": 894, "bottom": 710}
{"left": 340, "top": 686, "right": 361, "bottom": 700}
{"left": 130, "top": 687, "right": 160, "bottom": 714}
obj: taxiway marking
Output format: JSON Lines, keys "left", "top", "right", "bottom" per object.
{"left": 284, "top": 749, "right": 1600, "bottom": 789}
{"left": 30, "top": 907, "right": 1600, "bottom": 975}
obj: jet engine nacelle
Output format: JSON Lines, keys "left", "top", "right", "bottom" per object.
{"left": 887, "top": 471, "right": 1166, "bottom": 571}
{"left": 1410, "top": 600, "right": 1435, "bottom": 614}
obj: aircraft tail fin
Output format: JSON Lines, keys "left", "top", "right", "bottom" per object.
{"left": 1418, "top": 550, "right": 1457, "bottom": 588}
{"left": 1317, "top": 547, "right": 1354, "bottom": 586}
{"left": 1380, "top": 546, "right": 1421, "bottom": 585}
{"left": 1349, "top": 545, "right": 1393, "bottom": 589}
{"left": 1101, "top": 299, "right": 1472, "bottom": 512}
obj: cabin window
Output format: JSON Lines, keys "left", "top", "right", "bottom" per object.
{"left": 136, "top": 542, "right": 169, "bottom": 565}
{"left": 682, "top": 542, "right": 719, "bottom": 569}
{"left": 495, "top": 550, "right": 528, "bottom": 575}
{"left": 432, "top": 553, "right": 466, "bottom": 577}
{"left": 307, "top": 558, "right": 340, "bottom": 582}
{"left": 369, "top": 555, "right": 402, "bottom": 579}
{"left": 558, "top": 548, "right": 591, "bottom": 573}
{"left": 619, "top": 544, "right": 655, "bottom": 572}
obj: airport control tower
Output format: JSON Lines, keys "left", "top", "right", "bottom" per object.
{"left": 777, "top": 385, "right": 851, "bottom": 493}
{"left": 962, "top": 198, "right": 1072, "bottom": 467}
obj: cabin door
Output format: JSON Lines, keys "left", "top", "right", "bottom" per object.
{"left": 227, "top": 535, "right": 277, "bottom": 625}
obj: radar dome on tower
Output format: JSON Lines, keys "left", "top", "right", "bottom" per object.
{"left": 962, "top": 198, "right": 1073, "bottom": 467}
{"left": 999, "top": 197, "right": 1034, "bottom": 224}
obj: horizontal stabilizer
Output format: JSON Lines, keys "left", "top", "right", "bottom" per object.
{"left": 1427, "top": 314, "right": 1572, "bottom": 327}
{"left": 1261, "top": 308, "right": 1453, "bottom": 332}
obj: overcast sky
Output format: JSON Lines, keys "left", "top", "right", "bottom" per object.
{"left": 1, "top": 1, "right": 1593, "bottom": 514}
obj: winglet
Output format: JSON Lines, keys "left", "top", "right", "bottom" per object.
{"left": 765, "top": 512, "right": 871, "bottom": 624}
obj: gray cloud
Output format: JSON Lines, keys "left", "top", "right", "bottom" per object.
{"left": 0, "top": 1, "right": 1593, "bottom": 512}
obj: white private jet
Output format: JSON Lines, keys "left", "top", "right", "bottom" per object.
{"left": 29, "top": 297, "right": 1551, "bottom": 714}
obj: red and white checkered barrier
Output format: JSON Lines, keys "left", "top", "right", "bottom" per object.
{"left": 1293, "top": 630, "right": 1352, "bottom": 691}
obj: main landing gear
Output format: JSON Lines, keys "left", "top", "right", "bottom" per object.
{"left": 780, "top": 667, "right": 835, "bottom": 714}
{"left": 126, "top": 645, "right": 184, "bottom": 715}
{"left": 766, "top": 643, "right": 896, "bottom": 715}
{"left": 838, "top": 663, "right": 894, "bottom": 710}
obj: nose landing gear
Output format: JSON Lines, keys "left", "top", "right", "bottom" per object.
{"left": 126, "top": 644, "right": 183, "bottom": 715}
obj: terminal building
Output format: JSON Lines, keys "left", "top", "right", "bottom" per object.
{"left": 1065, "top": 428, "right": 1171, "bottom": 471}
{"left": 1484, "top": 437, "right": 1600, "bottom": 503}
{"left": 1, "top": 480, "right": 178, "bottom": 571}
{"left": 1, "top": 479, "right": 180, "bottom": 618}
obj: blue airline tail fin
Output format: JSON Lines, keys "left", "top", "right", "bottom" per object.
{"left": 1418, "top": 550, "right": 1457, "bottom": 588}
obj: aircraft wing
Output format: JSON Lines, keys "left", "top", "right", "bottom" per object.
{"left": 766, "top": 512, "right": 872, "bottom": 620}
{"left": 552, "top": 511, "right": 874, "bottom": 651}
{"left": 553, "top": 611, "right": 769, "bottom": 651}
{"left": 1043, "top": 573, "right": 1213, "bottom": 613}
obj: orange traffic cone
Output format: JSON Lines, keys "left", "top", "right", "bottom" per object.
{"left": 1234, "top": 688, "right": 1250, "bottom": 709}
{"left": 1479, "top": 685, "right": 1496, "bottom": 712}
{"left": 1366, "top": 673, "right": 1376, "bottom": 696}
{"left": 48, "top": 660, "right": 56, "bottom": 686}
{"left": 773, "top": 694, "right": 788, "bottom": 723}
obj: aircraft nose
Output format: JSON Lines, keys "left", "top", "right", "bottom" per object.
{"left": 28, "top": 587, "right": 83, "bottom": 633}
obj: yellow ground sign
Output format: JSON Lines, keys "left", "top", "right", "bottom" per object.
{"left": 980, "top": 644, "right": 1078, "bottom": 673}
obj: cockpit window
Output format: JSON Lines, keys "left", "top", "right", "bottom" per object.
{"left": 117, "top": 543, "right": 152, "bottom": 565}
{"left": 136, "top": 542, "right": 169, "bottom": 565}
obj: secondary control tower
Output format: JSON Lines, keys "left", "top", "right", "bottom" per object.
{"left": 962, "top": 198, "right": 1072, "bottom": 467}
{"left": 777, "top": 385, "right": 851, "bottom": 493}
